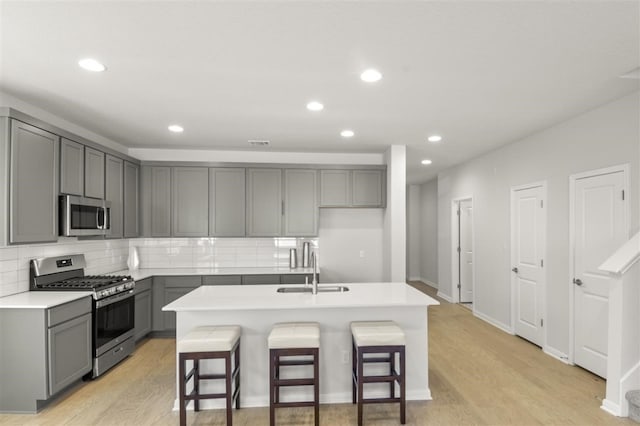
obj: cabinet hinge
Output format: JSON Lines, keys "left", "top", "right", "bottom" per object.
{"left": 457, "top": 246, "right": 461, "bottom": 253}
{"left": 457, "top": 284, "right": 461, "bottom": 289}
{"left": 540, "top": 319, "right": 544, "bottom": 327}
{"left": 540, "top": 259, "right": 544, "bottom": 267}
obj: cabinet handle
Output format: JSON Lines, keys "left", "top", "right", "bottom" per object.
{"left": 282, "top": 200, "right": 284, "bottom": 215}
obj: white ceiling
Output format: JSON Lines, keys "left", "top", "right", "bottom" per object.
{"left": 1, "top": 1, "right": 639, "bottom": 184}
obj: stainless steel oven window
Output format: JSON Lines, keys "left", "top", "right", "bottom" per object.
{"left": 94, "top": 291, "right": 135, "bottom": 355}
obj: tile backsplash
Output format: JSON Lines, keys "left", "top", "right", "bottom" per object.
{"left": 134, "top": 238, "right": 319, "bottom": 269}
{"left": 0, "top": 237, "right": 319, "bottom": 298}
{"left": 0, "top": 238, "right": 129, "bottom": 298}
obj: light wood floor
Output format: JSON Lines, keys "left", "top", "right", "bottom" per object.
{"left": 0, "top": 282, "right": 634, "bottom": 425}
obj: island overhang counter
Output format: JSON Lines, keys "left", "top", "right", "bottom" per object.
{"left": 163, "top": 282, "right": 439, "bottom": 409}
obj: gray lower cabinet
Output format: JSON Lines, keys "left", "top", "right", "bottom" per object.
{"left": 172, "top": 167, "right": 208, "bottom": 237}
{"left": 105, "top": 155, "right": 124, "bottom": 238}
{"left": 246, "top": 168, "right": 282, "bottom": 236}
{"left": 84, "top": 147, "right": 105, "bottom": 199}
{"left": 7, "top": 119, "right": 59, "bottom": 244}
{"left": 209, "top": 168, "right": 245, "bottom": 236}
{"left": 60, "top": 138, "right": 84, "bottom": 196}
{"left": 242, "top": 274, "right": 281, "bottom": 285}
{"left": 280, "top": 274, "right": 315, "bottom": 284}
{"left": 284, "top": 169, "right": 317, "bottom": 236}
{"left": 0, "top": 296, "right": 92, "bottom": 413}
{"left": 124, "top": 161, "right": 140, "bottom": 238}
{"left": 134, "top": 278, "right": 152, "bottom": 341}
{"left": 202, "top": 275, "right": 242, "bottom": 285}
{"left": 152, "top": 276, "right": 202, "bottom": 332}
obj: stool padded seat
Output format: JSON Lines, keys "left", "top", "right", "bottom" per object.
{"left": 268, "top": 322, "right": 320, "bottom": 349}
{"left": 350, "top": 321, "right": 405, "bottom": 347}
{"left": 178, "top": 325, "right": 241, "bottom": 353}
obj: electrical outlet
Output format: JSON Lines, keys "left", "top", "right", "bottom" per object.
{"left": 341, "top": 350, "right": 350, "bottom": 364}
{"left": 359, "top": 250, "right": 365, "bottom": 258}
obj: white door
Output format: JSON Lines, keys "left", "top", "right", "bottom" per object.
{"left": 459, "top": 200, "right": 473, "bottom": 303}
{"left": 511, "top": 184, "right": 546, "bottom": 347}
{"left": 573, "top": 170, "right": 626, "bottom": 378}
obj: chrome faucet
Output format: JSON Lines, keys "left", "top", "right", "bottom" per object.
{"left": 311, "top": 251, "right": 318, "bottom": 295}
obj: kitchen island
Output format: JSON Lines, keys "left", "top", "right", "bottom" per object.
{"left": 163, "top": 282, "right": 439, "bottom": 410}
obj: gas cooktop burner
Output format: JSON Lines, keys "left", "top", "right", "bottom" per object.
{"left": 52, "top": 275, "right": 133, "bottom": 289}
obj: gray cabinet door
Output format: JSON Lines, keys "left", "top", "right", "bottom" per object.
{"left": 280, "top": 274, "right": 314, "bottom": 284}
{"left": 352, "top": 170, "right": 384, "bottom": 207}
{"left": 151, "top": 167, "right": 171, "bottom": 237}
{"left": 284, "top": 169, "right": 317, "bottom": 236}
{"left": 242, "top": 274, "right": 281, "bottom": 285}
{"left": 123, "top": 161, "right": 140, "bottom": 238}
{"left": 9, "top": 119, "right": 59, "bottom": 243}
{"left": 105, "top": 155, "right": 124, "bottom": 238}
{"left": 172, "top": 167, "right": 209, "bottom": 237}
{"left": 84, "top": 147, "right": 105, "bottom": 199}
{"left": 163, "top": 287, "right": 197, "bottom": 330}
{"left": 134, "top": 290, "right": 152, "bottom": 341}
{"left": 59, "top": 138, "right": 84, "bottom": 196}
{"left": 202, "top": 275, "right": 242, "bottom": 285}
{"left": 246, "top": 168, "right": 282, "bottom": 236}
{"left": 47, "top": 313, "right": 92, "bottom": 395}
{"left": 319, "top": 170, "right": 350, "bottom": 207}
{"left": 209, "top": 168, "right": 245, "bottom": 236}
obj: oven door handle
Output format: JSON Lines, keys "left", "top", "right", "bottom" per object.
{"left": 96, "top": 289, "right": 134, "bottom": 308}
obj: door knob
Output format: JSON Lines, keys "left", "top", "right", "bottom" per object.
{"left": 573, "top": 278, "right": 583, "bottom": 286}
{"left": 511, "top": 267, "right": 518, "bottom": 273}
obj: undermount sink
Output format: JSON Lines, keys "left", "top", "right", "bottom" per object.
{"left": 277, "top": 285, "right": 350, "bottom": 294}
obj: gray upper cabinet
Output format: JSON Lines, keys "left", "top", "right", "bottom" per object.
{"left": 246, "top": 168, "right": 282, "bottom": 237}
{"left": 319, "top": 170, "right": 350, "bottom": 207}
{"left": 209, "top": 168, "right": 245, "bottom": 237}
{"left": 84, "top": 147, "right": 105, "bottom": 199}
{"left": 123, "top": 161, "right": 140, "bottom": 238}
{"left": 172, "top": 167, "right": 208, "bottom": 237}
{"left": 9, "top": 119, "right": 59, "bottom": 244}
{"left": 284, "top": 169, "right": 317, "bottom": 236}
{"left": 59, "top": 138, "right": 84, "bottom": 196}
{"left": 352, "top": 170, "right": 384, "bottom": 207}
{"left": 105, "top": 155, "right": 124, "bottom": 239}
{"left": 151, "top": 167, "right": 172, "bottom": 237}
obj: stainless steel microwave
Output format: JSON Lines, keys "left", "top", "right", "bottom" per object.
{"left": 59, "top": 195, "right": 111, "bottom": 237}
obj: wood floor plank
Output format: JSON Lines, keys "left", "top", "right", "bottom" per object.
{"left": 0, "top": 282, "right": 634, "bottom": 425}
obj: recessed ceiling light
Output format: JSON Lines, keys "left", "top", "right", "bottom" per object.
{"left": 168, "top": 124, "right": 184, "bottom": 133}
{"left": 78, "top": 58, "right": 106, "bottom": 72}
{"left": 427, "top": 135, "right": 442, "bottom": 143}
{"left": 340, "top": 130, "right": 355, "bottom": 138}
{"left": 421, "top": 159, "right": 432, "bottom": 165}
{"left": 306, "top": 101, "right": 324, "bottom": 111}
{"left": 360, "top": 69, "right": 382, "bottom": 83}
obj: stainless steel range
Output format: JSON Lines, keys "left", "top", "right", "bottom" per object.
{"left": 30, "top": 254, "right": 135, "bottom": 379}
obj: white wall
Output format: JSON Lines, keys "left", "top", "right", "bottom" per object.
{"left": 383, "top": 145, "right": 407, "bottom": 281}
{"left": 420, "top": 179, "right": 438, "bottom": 285}
{"left": 406, "top": 185, "right": 421, "bottom": 280}
{"left": 318, "top": 209, "right": 384, "bottom": 283}
{"left": 437, "top": 91, "right": 640, "bottom": 356}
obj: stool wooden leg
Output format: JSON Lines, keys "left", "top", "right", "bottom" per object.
{"left": 389, "top": 350, "right": 395, "bottom": 398}
{"left": 357, "top": 348, "right": 364, "bottom": 426}
{"left": 400, "top": 347, "right": 406, "bottom": 424}
{"left": 234, "top": 344, "right": 241, "bottom": 409}
{"left": 352, "top": 338, "right": 357, "bottom": 404}
{"left": 269, "top": 349, "right": 275, "bottom": 426}
{"left": 194, "top": 359, "right": 200, "bottom": 412}
{"left": 314, "top": 348, "right": 319, "bottom": 426}
{"left": 179, "top": 354, "right": 187, "bottom": 426}
{"left": 225, "top": 353, "right": 232, "bottom": 426}
{"left": 274, "top": 352, "right": 280, "bottom": 404}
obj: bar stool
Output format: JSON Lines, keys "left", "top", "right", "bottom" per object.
{"left": 268, "top": 322, "right": 320, "bottom": 426}
{"left": 351, "top": 321, "right": 406, "bottom": 426}
{"left": 178, "top": 325, "right": 241, "bottom": 426}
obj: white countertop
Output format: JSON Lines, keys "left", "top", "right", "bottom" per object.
{"left": 112, "top": 267, "right": 316, "bottom": 281}
{"left": 162, "top": 282, "right": 439, "bottom": 312}
{"left": 0, "top": 291, "right": 92, "bottom": 309}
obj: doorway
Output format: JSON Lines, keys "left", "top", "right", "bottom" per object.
{"left": 452, "top": 197, "right": 474, "bottom": 306}
{"left": 510, "top": 182, "right": 547, "bottom": 348}
{"left": 570, "top": 165, "right": 628, "bottom": 379}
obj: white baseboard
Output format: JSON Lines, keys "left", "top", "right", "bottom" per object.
{"left": 542, "top": 346, "right": 569, "bottom": 364}
{"left": 436, "top": 291, "right": 453, "bottom": 303}
{"left": 601, "top": 398, "right": 622, "bottom": 417}
{"left": 421, "top": 279, "right": 438, "bottom": 289}
{"left": 473, "top": 310, "right": 514, "bottom": 335}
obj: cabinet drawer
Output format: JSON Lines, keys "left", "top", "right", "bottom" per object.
{"left": 134, "top": 277, "right": 152, "bottom": 293}
{"left": 159, "top": 276, "right": 202, "bottom": 288}
{"left": 202, "top": 275, "right": 242, "bottom": 285}
{"left": 280, "top": 274, "right": 314, "bottom": 284}
{"left": 47, "top": 297, "right": 91, "bottom": 327}
{"left": 242, "top": 274, "right": 281, "bottom": 285}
